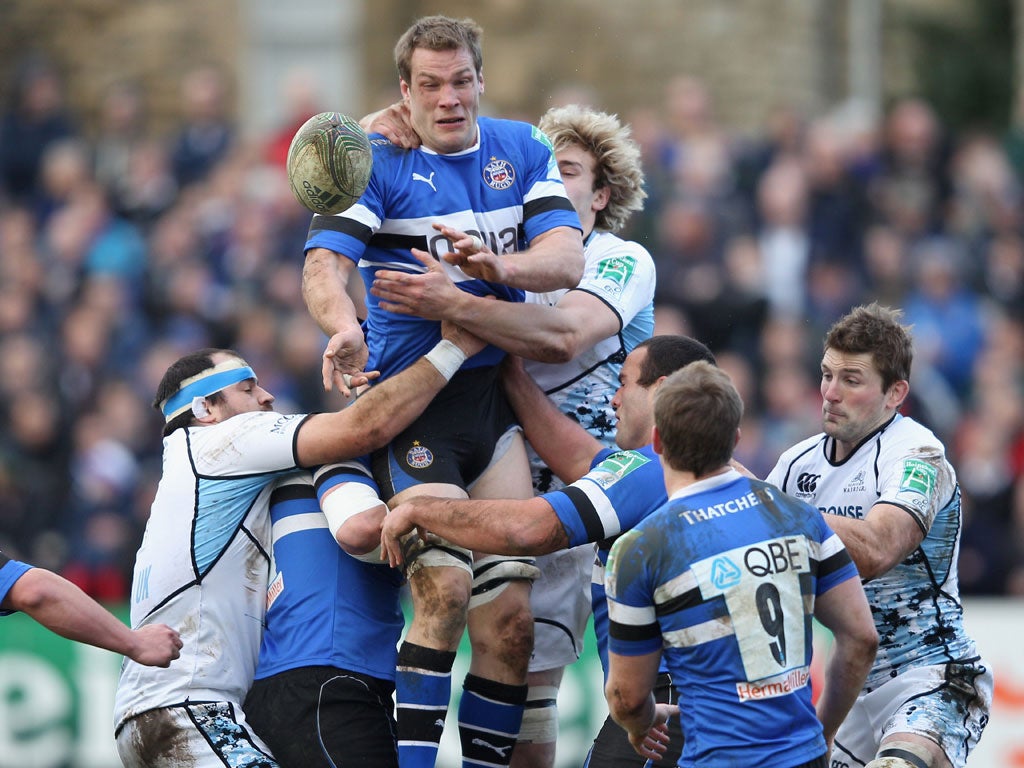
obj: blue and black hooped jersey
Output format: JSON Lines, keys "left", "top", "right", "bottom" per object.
{"left": 305, "top": 116, "right": 581, "bottom": 379}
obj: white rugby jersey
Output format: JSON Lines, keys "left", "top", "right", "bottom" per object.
{"left": 767, "top": 413, "right": 982, "bottom": 690}
{"left": 524, "top": 230, "right": 655, "bottom": 492}
{"left": 114, "top": 411, "right": 309, "bottom": 732}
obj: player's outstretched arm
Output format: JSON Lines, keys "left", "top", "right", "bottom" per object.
{"left": 380, "top": 495, "right": 568, "bottom": 567}
{"left": 4, "top": 568, "right": 183, "bottom": 667}
{"left": 296, "top": 321, "right": 486, "bottom": 467}
{"left": 813, "top": 576, "right": 878, "bottom": 748}
{"left": 501, "top": 355, "right": 603, "bottom": 484}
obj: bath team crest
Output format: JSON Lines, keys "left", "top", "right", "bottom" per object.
{"left": 483, "top": 157, "right": 515, "bottom": 190}
{"left": 406, "top": 441, "right": 434, "bottom": 469}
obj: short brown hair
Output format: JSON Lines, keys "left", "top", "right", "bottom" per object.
{"left": 824, "top": 303, "right": 913, "bottom": 391}
{"left": 394, "top": 15, "right": 483, "bottom": 84}
{"left": 654, "top": 361, "right": 741, "bottom": 475}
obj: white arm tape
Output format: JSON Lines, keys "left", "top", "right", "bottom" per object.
{"left": 321, "top": 482, "right": 388, "bottom": 563}
{"left": 424, "top": 339, "right": 467, "bottom": 381}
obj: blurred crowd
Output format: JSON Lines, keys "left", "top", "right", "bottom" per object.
{"left": 0, "top": 56, "right": 1022, "bottom": 599}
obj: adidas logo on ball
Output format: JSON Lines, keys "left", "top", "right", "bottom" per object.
{"left": 301, "top": 181, "right": 346, "bottom": 213}
{"left": 287, "top": 112, "right": 373, "bottom": 216}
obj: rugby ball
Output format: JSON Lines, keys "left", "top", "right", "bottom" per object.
{"left": 286, "top": 111, "right": 373, "bottom": 215}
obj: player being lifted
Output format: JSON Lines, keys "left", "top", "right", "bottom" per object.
{"left": 301, "top": 15, "right": 584, "bottom": 768}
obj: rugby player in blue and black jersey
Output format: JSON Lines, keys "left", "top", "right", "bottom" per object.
{"left": 604, "top": 360, "right": 877, "bottom": 768}
{"left": 301, "top": 15, "right": 584, "bottom": 768}
{"left": 381, "top": 335, "right": 713, "bottom": 766}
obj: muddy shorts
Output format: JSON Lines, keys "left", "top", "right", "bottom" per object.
{"left": 115, "top": 700, "right": 277, "bottom": 768}
{"left": 831, "top": 659, "right": 993, "bottom": 768}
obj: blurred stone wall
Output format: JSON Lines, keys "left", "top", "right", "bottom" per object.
{"left": 0, "top": 0, "right": 240, "bottom": 138}
{"left": 0, "top": 0, "right": 1010, "bottom": 141}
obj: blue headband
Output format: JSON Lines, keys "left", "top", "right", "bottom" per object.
{"left": 161, "top": 364, "right": 256, "bottom": 421}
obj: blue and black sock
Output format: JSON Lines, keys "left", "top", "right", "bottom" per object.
{"left": 396, "top": 642, "right": 457, "bottom": 768}
{"left": 458, "top": 673, "right": 528, "bottom": 767}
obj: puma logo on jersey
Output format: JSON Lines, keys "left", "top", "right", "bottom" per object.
{"left": 472, "top": 738, "right": 511, "bottom": 757}
{"left": 412, "top": 171, "right": 437, "bottom": 191}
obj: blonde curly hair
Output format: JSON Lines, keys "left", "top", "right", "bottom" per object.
{"left": 538, "top": 104, "right": 647, "bottom": 234}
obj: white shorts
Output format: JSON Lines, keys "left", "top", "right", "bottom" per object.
{"left": 527, "top": 544, "right": 595, "bottom": 673}
{"left": 832, "top": 659, "right": 992, "bottom": 768}
{"left": 116, "top": 701, "right": 278, "bottom": 768}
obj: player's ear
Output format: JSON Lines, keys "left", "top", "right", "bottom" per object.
{"left": 400, "top": 80, "right": 411, "bottom": 101}
{"left": 888, "top": 379, "right": 910, "bottom": 411}
{"left": 652, "top": 425, "right": 663, "bottom": 456}
{"left": 478, "top": 71, "right": 485, "bottom": 94}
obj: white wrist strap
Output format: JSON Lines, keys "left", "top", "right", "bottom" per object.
{"left": 424, "top": 339, "right": 467, "bottom": 381}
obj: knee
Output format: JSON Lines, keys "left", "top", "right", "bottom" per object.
{"left": 410, "top": 568, "right": 471, "bottom": 634}
{"left": 472, "top": 592, "right": 534, "bottom": 668}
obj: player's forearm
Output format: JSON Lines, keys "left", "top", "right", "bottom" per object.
{"left": 406, "top": 496, "right": 566, "bottom": 555}
{"left": 502, "top": 360, "right": 600, "bottom": 483}
{"left": 501, "top": 228, "right": 583, "bottom": 292}
{"left": 300, "top": 344, "right": 464, "bottom": 465}
{"left": 13, "top": 569, "right": 136, "bottom": 656}
{"left": 302, "top": 248, "right": 362, "bottom": 336}
{"left": 823, "top": 512, "right": 915, "bottom": 581}
{"left": 816, "top": 633, "right": 877, "bottom": 743}
{"left": 450, "top": 297, "right": 584, "bottom": 363}
{"left": 606, "top": 683, "right": 656, "bottom": 740}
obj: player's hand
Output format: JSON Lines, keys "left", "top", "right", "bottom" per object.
{"left": 360, "top": 101, "right": 421, "bottom": 149}
{"left": 627, "top": 704, "right": 677, "bottom": 761}
{"left": 372, "top": 248, "right": 462, "bottom": 320}
{"left": 380, "top": 503, "right": 419, "bottom": 568}
{"left": 433, "top": 223, "right": 510, "bottom": 284}
{"left": 321, "top": 329, "right": 377, "bottom": 395}
{"left": 128, "top": 623, "right": 183, "bottom": 668}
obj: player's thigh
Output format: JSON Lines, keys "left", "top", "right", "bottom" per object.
{"left": 834, "top": 661, "right": 992, "bottom": 768}
{"left": 116, "top": 702, "right": 277, "bottom": 768}
{"left": 391, "top": 481, "right": 466, "bottom": 506}
{"left": 469, "top": 428, "right": 532, "bottom": 500}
